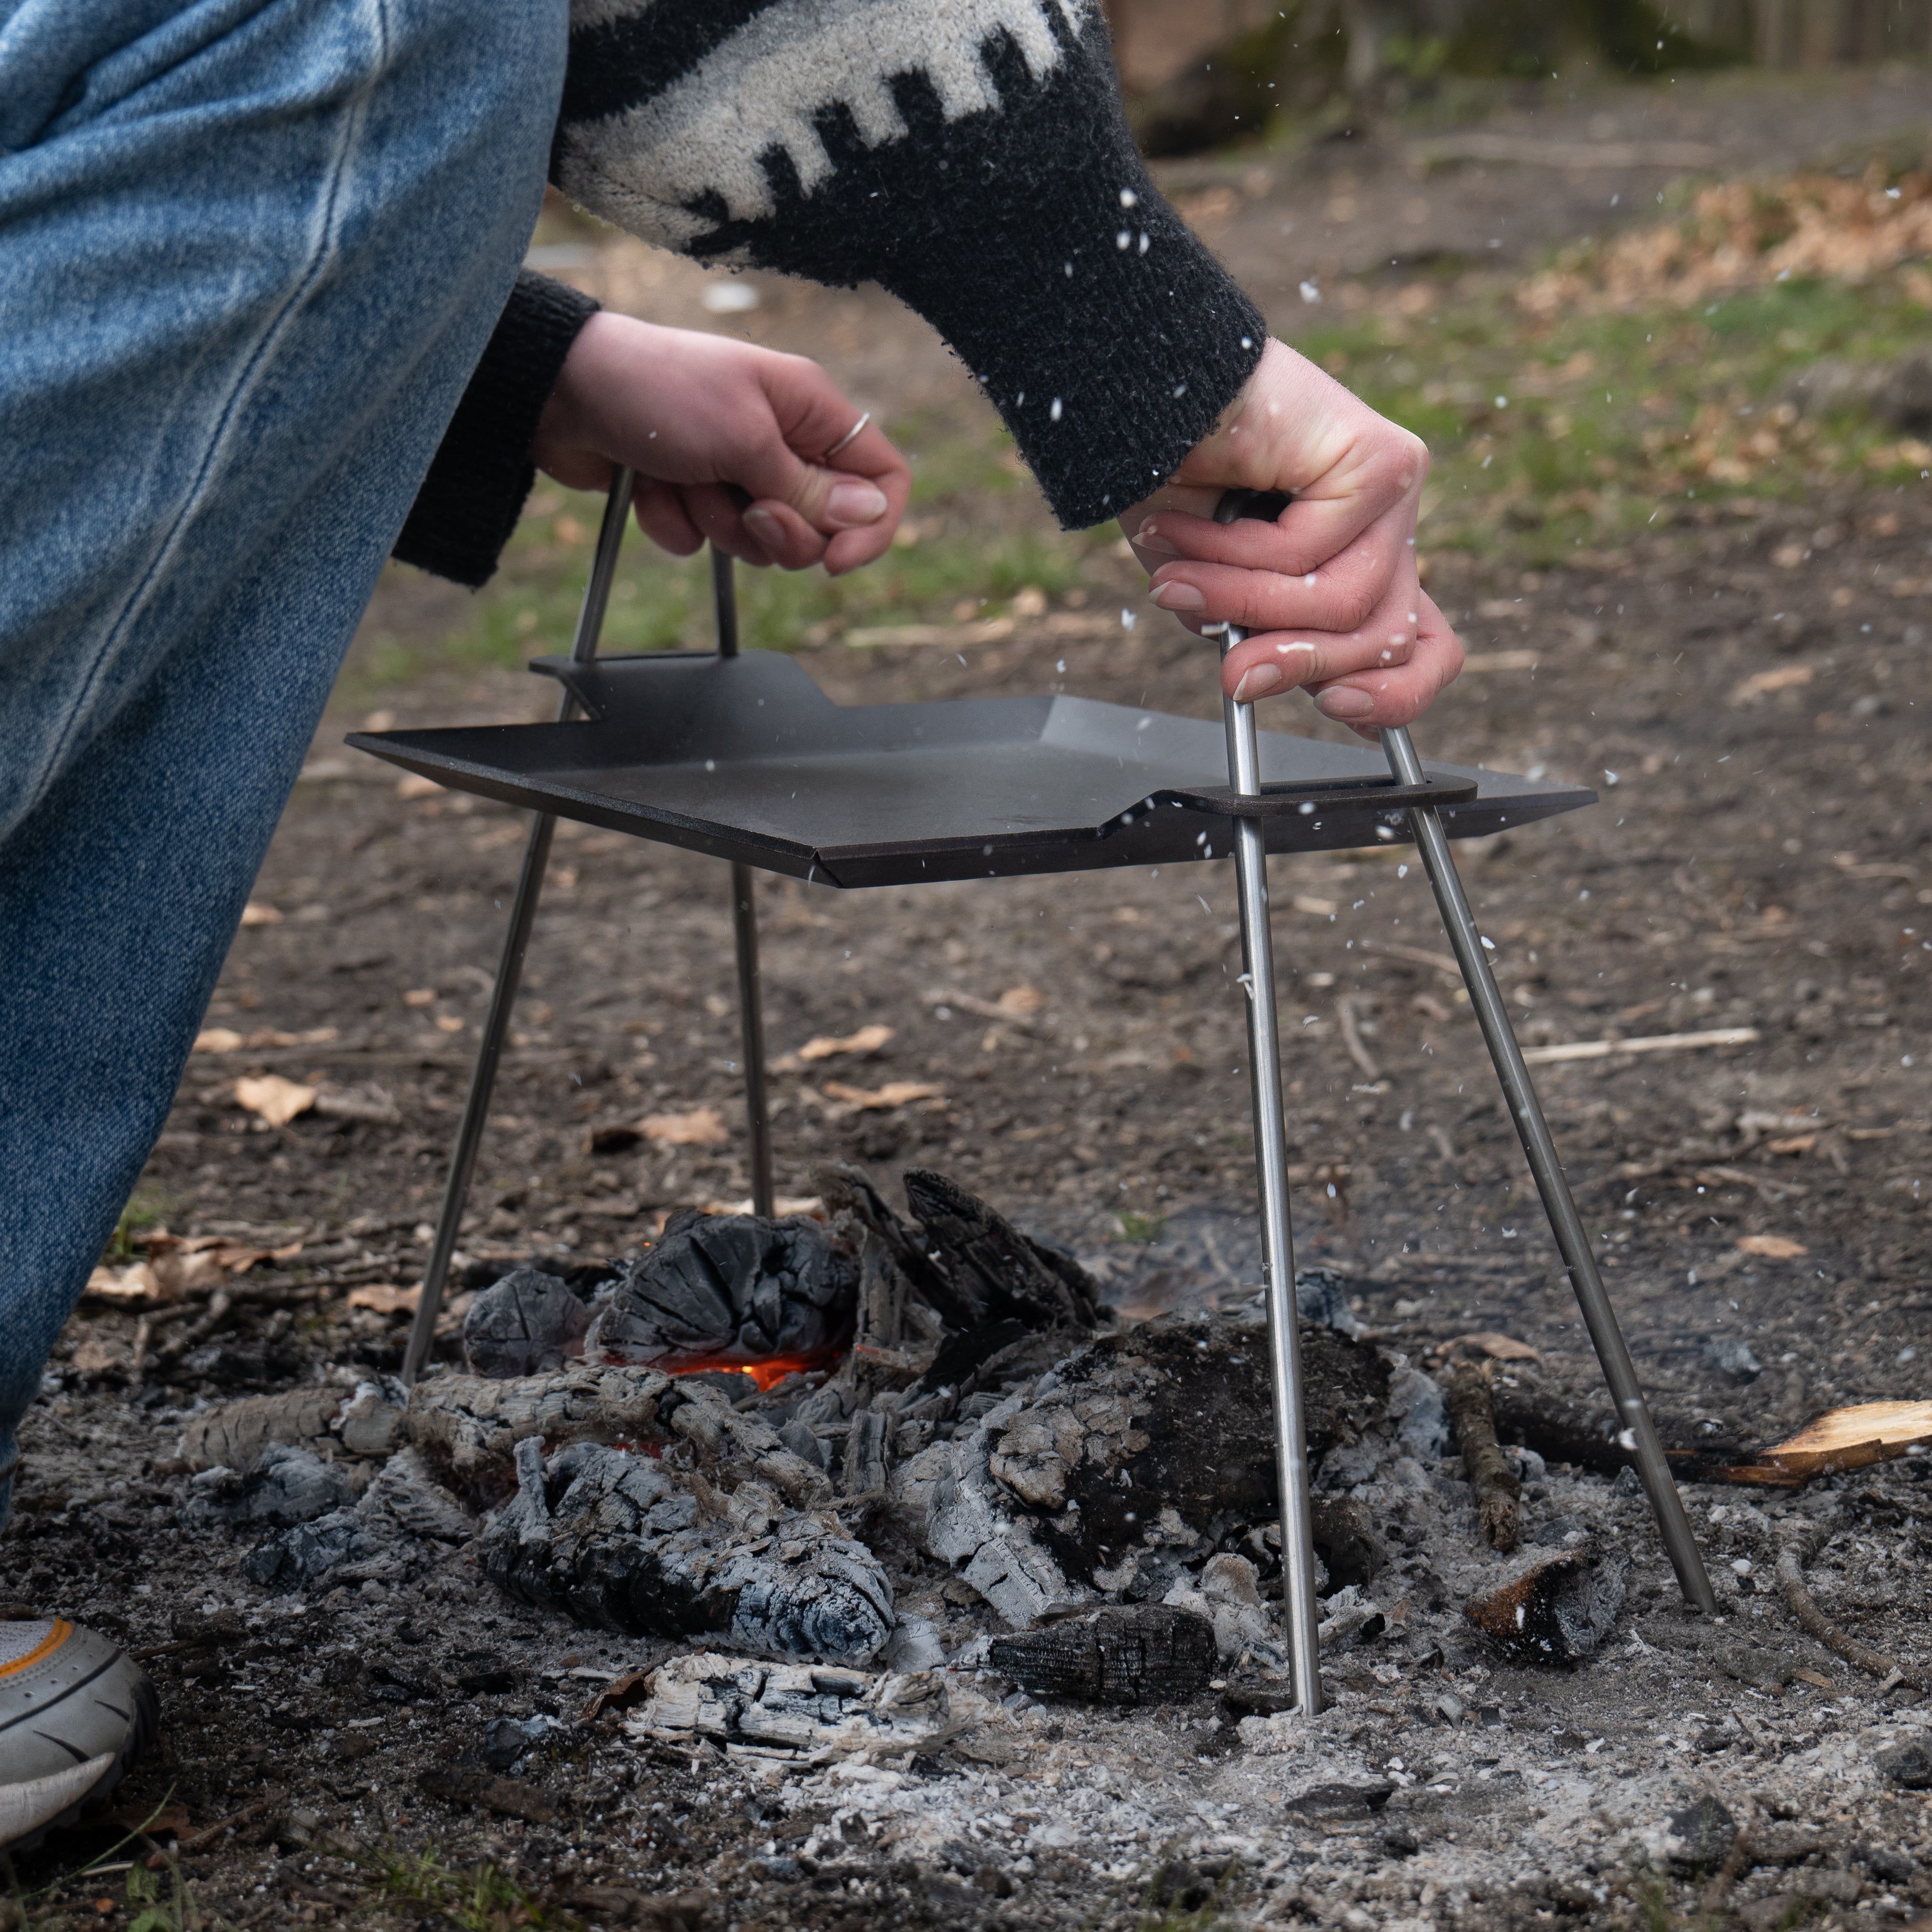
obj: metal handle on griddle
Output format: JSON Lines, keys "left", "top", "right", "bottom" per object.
{"left": 403, "top": 468, "right": 637, "bottom": 1383}
{"left": 1211, "top": 487, "right": 1324, "bottom": 1714}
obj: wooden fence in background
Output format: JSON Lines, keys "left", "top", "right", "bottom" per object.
{"left": 1659, "top": 0, "right": 1930, "bottom": 64}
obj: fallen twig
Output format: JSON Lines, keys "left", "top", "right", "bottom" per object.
{"left": 1355, "top": 940, "right": 1461, "bottom": 977}
{"left": 1522, "top": 1027, "right": 1759, "bottom": 1066}
{"left": 148, "top": 1797, "right": 271, "bottom": 1866}
{"left": 1777, "top": 1536, "right": 1929, "bottom": 1689}
{"left": 1444, "top": 1363, "right": 1520, "bottom": 1551}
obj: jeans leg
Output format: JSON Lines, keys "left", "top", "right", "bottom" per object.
{"left": 0, "top": 0, "right": 569, "bottom": 1522}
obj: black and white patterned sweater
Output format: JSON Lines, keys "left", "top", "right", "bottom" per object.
{"left": 397, "top": 0, "right": 1266, "bottom": 587}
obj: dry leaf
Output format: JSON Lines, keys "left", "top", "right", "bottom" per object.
{"left": 1730, "top": 664, "right": 1814, "bottom": 705}
{"left": 83, "top": 1263, "right": 169, "bottom": 1307}
{"left": 821, "top": 1080, "right": 944, "bottom": 1111}
{"left": 997, "top": 986, "right": 1044, "bottom": 1017}
{"left": 796, "top": 1024, "right": 895, "bottom": 1063}
{"left": 1788, "top": 1668, "right": 1834, "bottom": 1691}
{"left": 433, "top": 1015, "right": 465, "bottom": 1035}
{"left": 194, "top": 1028, "right": 244, "bottom": 1055}
{"left": 396, "top": 773, "right": 443, "bottom": 800}
{"left": 233, "top": 1075, "right": 316, "bottom": 1127}
{"left": 193, "top": 1026, "right": 337, "bottom": 1054}
{"left": 1736, "top": 1234, "right": 1808, "bottom": 1260}
{"left": 404, "top": 988, "right": 437, "bottom": 1007}
{"left": 1435, "top": 1331, "right": 1543, "bottom": 1364}
{"left": 1766, "top": 1134, "right": 1818, "bottom": 1156}
{"left": 347, "top": 1283, "right": 419, "bottom": 1314}
{"left": 239, "top": 901, "right": 281, "bottom": 928}
{"left": 640, "top": 1108, "right": 729, "bottom": 1147}
{"left": 1762, "top": 1400, "right": 1932, "bottom": 1476}
{"left": 68, "top": 1336, "right": 127, "bottom": 1379}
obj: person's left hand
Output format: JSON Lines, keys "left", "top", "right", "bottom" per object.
{"left": 530, "top": 311, "right": 909, "bottom": 575}
{"left": 1119, "top": 338, "right": 1462, "bottom": 736}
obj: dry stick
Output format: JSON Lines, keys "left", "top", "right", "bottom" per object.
{"left": 1335, "top": 996, "right": 1382, "bottom": 1082}
{"left": 1777, "top": 1543, "right": 1929, "bottom": 1689}
{"left": 1444, "top": 1362, "right": 1521, "bottom": 1552}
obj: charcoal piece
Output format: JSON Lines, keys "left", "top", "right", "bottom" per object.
{"left": 242, "top": 1507, "right": 398, "bottom": 1592}
{"left": 584, "top": 1214, "right": 857, "bottom": 1377}
{"left": 181, "top": 1443, "right": 351, "bottom": 1532}
{"left": 362, "top": 1447, "right": 475, "bottom": 1544}
{"left": 988, "top": 1604, "right": 1216, "bottom": 1706}
{"left": 483, "top": 1438, "right": 893, "bottom": 1665}
{"left": 483, "top": 1714, "right": 561, "bottom": 1771}
{"left": 1281, "top": 1782, "right": 1394, "bottom": 1817}
{"left": 902, "top": 1169, "right": 1101, "bottom": 1332}
{"left": 1465, "top": 1545, "right": 1629, "bottom": 1661}
{"left": 463, "top": 1269, "right": 591, "bottom": 1378}
{"left": 1310, "top": 1497, "right": 1389, "bottom": 1593}
{"left": 1487, "top": 1381, "right": 1760, "bottom": 1483}
{"left": 777, "top": 1419, "right": 826, "bottom": 1469}
{"left": 1666, "top": 1794, "right": 1738, "bottom": 1875}
{"left": 1707, "top": 1336, "right": 1763, "bottom": 1383}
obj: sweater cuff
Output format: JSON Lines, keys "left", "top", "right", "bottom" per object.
{"left": 393, "top": 271, "right": 600, "bottom": 588}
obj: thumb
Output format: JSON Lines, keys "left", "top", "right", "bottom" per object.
{"left": 779, "top": 463, "right": 891, "bottom": 533}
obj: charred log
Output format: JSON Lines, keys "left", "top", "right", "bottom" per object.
{"left": 463, "top": 1268, "right": 591, "bottom": 1377}
{"left": 902, "top": 1169, "right": 1102, "bottom": 1332}
{"left": 483, "top": 1439, "right": 894, "bottom": 1665}
{"left": 403, "top": 1364, "right": 829, "bottom": 1510}
{"left": 1487, "top": 1379, "right": 1765, "bottom": 1484}
{"left": 987, "top": 1605, "right": 1218, "bottom": 1706}
{"left": 1444, "top": 1363, "right": 1521, "bottom": 1552}
{"left": 584, "top": 1211, "right": 856, "bottom": 1379}
{"left": 1310, "top": 1497, "right": 1389, "bottom": 1593}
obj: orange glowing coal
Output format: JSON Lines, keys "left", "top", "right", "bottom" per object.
{"left": 659, "top": 1352, "right": 832, "bottom": 1392}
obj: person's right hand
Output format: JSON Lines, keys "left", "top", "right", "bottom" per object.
{"left": 530, "top": 311, "right": 909, "bottom": 575}
{"left": 1119, "top": 338, "right": 1462, "bottom": 737}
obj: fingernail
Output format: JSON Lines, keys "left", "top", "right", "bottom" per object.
{"left": 1315, "top": 686, "right": 1375, "bottom": 720}
{"left": 1151, "top": 580, "right": 1203, "bottom": 612}
{"left": 827, "top": 482, "right": 887, "bottom": 525}
{"left": 1233, "top": 665, "right": 1284, "bottom": 702}
{"left": 1135, "top": 520, "right": 1176, "bottom": 555}
{"left": 742, "top": 506, "right": 783, "bottom": 549}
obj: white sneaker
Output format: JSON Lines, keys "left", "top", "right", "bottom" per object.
{"left": 0, "top": 1620, "right": 155, "bottom": 1852}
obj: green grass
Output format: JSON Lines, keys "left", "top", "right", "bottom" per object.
{"left": 1301, "top": 273, "right": 1932, "bottom": 568}
{"left": 374, "top": 1846, "right": 584, "bottom": 1931}
{"left": 104, "top": 1183, "right": 173, "bottom": 1264}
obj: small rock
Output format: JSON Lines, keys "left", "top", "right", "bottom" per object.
{"left": 1707, "top": 1336, "right": 1762, "bottom": 1382}
{"left": 1877, "top": 1736, "right": 1932, "bottom": 1789}
{"left": 1665, "top": 1793, "right": 1736, "bottom": 1874}
{"left": 462, "top": 1269, "right": 590, "bottom": 1378}
{"left": 482, "top": 1714, "right": 560, "bottom": 1772}
{"left": 1294, "top": 1267, "right": 1364, "bottom": 1337}
{"left": 1465, "top": 1546, "right": 1628, "bottom": 1662}
{"left": 1794, "top": 1870, "right": 1862, "bottom": 1904}
{"left": 884, "top": 1616, "right": 946, "bottom": 1672}
{"left": 973, "top": 1866, "right": 1015, "bottom": 1899}
{"left": 1855, "top": 1844, "right": 1915, "bottom": 1884}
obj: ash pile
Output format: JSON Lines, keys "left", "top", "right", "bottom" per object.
{"left": 164, "top": 1163, "right": 1647, "bottom": 1695}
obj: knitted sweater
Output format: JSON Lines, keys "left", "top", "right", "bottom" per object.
{"left": 396, "top": 0, "right": 1265, "bottom": 587}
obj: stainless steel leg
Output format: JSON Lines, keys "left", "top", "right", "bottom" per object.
{"left": 730, "top": 861, "right": 776, "bottom": 1218}
{"left": 1221, "top": 631, "right": 1326, "bottom": 1714}
{"left": 708, "top": 546, "right": 775, "bottom": 1218}
{"left": 401, "top": 470, "right": 636, "bottom": 1383}
{"left": 1380, "top": 723, "right": 1718, "bottom": 1614}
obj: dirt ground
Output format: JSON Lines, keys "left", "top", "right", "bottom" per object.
{"left": 9, "top": 65, "right": 1932, "bottom": 1932}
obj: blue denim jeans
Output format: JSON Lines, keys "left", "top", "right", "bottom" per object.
{"left": 0, "top": 0, "right": 566, "bottom": 1524}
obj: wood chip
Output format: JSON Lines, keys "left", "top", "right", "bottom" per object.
{"left": 1435, "top": 1332, "right": 1542, "bottom": 1364}
{"left": 797, "top": 1023, "right": 894, "bottom": 1061}
{"left": 232, "top": 1075, "right": 316, "bottom": 1126}
{"left": 1522, "top": 1027, "right": 1759, "bottom": 1065}
{"left": 1761, "top": 1401, "right": 1932, "bottom": 1476}
{"left": 1732, "top": 664, "right": 1814, "bottom": 704}
{"left": 1736, "top": 1234, "right": 1808, "bottom": 1260}
{"left": 640, "top": 1107, "right": 729, "bottom": 1146}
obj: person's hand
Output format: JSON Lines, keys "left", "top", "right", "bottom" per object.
{"left": 531, "top": 311, "right": 909, "bottom": 575}
{"left": 1120, "top": 339, "right": 1461, "bottom": 736}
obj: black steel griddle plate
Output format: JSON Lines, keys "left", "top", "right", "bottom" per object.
{"left": 347, "top": 651, "right": 1594, "bottom": 889}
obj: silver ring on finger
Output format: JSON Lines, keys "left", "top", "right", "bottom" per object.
{"left": 820, "top": 411, "right": 870, "bottom": 463}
